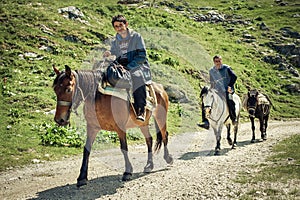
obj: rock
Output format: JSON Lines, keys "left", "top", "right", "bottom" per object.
{"left": 58, "top": 6, "right": 84, "bottom": 19}
{"left": 259, "top": 22, "right": 269, "bottom": 30}
{"left": 285, "top": 83, "right": 300, "bottom": 93}
{"left": 164, "top": 85, "right": 189, "bottom": 103}
{"left": 289, "top": 55, "right": 300, "bottom": 67}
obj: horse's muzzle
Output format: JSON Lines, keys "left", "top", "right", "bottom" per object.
{"left": 54, "top": 117, "right": 70, "bottom": 126}
{"left": 204, "top": 106, "right": 211, "bottom": 118}
{"left": 54, "top": 109, "right": 71, "bottom": 126}
{"left": 248, "top": 107, "right": 255, "bottom": 118}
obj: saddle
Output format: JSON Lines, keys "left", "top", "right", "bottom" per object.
{"left": 98, "top": 81, "right": 157, "bottom": 111}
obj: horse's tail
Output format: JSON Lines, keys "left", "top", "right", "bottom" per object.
{"left": 153, "top": 119, "right": 164, "bottom": 153}
{"left": 154, "top": 119, "right": 162, "bottom": 152}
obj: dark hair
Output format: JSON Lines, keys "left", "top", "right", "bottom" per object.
{"left": 213, "top": 55, "right": 222, "bottom": 61}
{"left": 111, "top": 15, "right": 127, "bottom": 26}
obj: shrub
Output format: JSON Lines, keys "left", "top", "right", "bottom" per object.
{"left": 40, "top": 123, "right": 83, "bottom": 148}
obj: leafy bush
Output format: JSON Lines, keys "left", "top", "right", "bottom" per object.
{"left": 162, "top": 57, "right": 179, "bottom": 66}
{"left": 97, "top": 130, "right": 118, "bottom": 143}
{"left": 40, "top": 123, "right": 83, "bottom": 148}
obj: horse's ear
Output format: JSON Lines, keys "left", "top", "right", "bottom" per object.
{"left": 53, "top": 65, "right": 60, "bottom": 75}
{"left": 200, "top": 86, "right": 209, "bottom": 97}
{"left": 65, "top": 65, "right": 72, "bottom": 77}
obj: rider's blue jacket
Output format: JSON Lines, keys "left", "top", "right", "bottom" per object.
{"left": 209, "top": 64, "right": 237, "bottom": 96}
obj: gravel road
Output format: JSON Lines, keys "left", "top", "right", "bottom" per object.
{"left": 1, "top": 120, "right": 299, "bottom": 200}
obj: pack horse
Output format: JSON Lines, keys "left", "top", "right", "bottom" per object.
{"left": 52, "top": 65, "right": 173, "bottom": 187}
{"left": 244, "top": 89, "right": 272, "bottom": 142}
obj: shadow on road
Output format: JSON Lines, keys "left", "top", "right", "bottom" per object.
{"left": 29, "top": 168, "right": 169, "bottom": 200}
{"left": 178, "top": 139, "right": 258, "bottom": 160}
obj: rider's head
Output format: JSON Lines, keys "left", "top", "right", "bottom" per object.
{"left": 213, "top": 55, "right": 222, "bottom": 69}
{"left": 111, "top": 15, "right": 128, "bottom": 27}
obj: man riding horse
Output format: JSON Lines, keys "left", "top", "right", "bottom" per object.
{"left": 198, "top": 55, "right": 237, "bottom": 129}
{"left": 103, "top": 15, "right": 151, "bottom": 121}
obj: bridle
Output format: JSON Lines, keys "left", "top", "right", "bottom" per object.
{"left": 56, "top": 71, "right": 89, "bottom": 115}
{"left": 203, "top": 91, "right": 226, "bottom": 123}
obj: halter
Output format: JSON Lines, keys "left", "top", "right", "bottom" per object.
{"left": 56, "top": 71, "right": 90, "bottom": 115}
{"left": 247, "top": 92, "right": 258, "bottom": 118}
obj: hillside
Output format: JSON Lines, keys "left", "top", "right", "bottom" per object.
{"left": 0, "top": 0, "right": 299, "bottom": 171}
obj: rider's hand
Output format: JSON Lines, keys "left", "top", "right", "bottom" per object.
{"left": 103, "top": 50, "right": 111, "bottom": 58}
{"left": 228, "top": 86, "right": 233, "bottom": 93}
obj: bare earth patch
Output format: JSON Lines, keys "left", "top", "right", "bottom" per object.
{"left": 1, "top": 120, "right": 299, "bottom": 200}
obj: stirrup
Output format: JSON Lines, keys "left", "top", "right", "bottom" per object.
{"left": 136, "top": 110, "right": 145, "bottom": 121}
{"left": 136, "top": 114, "right": 145, "bottom": 121}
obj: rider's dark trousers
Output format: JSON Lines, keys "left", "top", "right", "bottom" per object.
{"left": 132, "top": 75, "right": 146, "bottom": 114}
{"left": 226, "top": 92, "right": 236, "bottom": 121}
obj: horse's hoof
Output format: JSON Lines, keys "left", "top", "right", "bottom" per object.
{"left": 122, "top": 172, "right": 132, "bottom": 181}
{"left": 262, "top": 135, "right": 267, "bottom": 140}
{"left": 77, "top": 179, "right": 87, "bottom": 188}
{"left": 143, "top": 162, "right": 154, "bottom": 173}
{"left": 164, "top": 155, "right": 174, "bottom": 165}
{"left": 251, "top": 139, "right": 255, "bottom": 143}
{"left": 214, "top": 149, "right": 220, "bottom": 156}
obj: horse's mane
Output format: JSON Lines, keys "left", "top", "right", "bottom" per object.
{"left": 75, "top": 70, "right": 103, "bottom": 97}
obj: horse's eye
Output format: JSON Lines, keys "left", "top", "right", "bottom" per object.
{"left": 66, "top": 88, "right": 72, "bottom": 93}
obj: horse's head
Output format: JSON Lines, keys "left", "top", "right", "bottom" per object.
{"left": 247, "top": 89, "right": 259, "bottom": 117}
{"left": 52, "top": 65, "right": 76, "bottom": 126}
{"left": 202, "top": 87, "right": 215, "bottom": 119}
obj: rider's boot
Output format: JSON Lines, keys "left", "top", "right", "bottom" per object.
{"left": 197, "top": 103, "right": 210, "bottom": 129}
{"left": 197, "top": 119, "right": 210, "bottom": 130}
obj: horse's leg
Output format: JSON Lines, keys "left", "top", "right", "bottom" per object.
{"left": 214, "top": 126, "right": 222, "bottom": 155}
{"left": 77, "top": 125, "right": 99, "bottom": 187}
{"left": 140, "top": 126, "right": 154, "bottom": 173}
{"left": 259, "top": 116, "right": 265, "bottom": 140}
{"left": 262, "top": 114, "right": 269, "bottom": 140}
{"left": 153, "top": 106, "right": 173, "bottom": 165}
{"left": 226, "top": 123, "right": 233, "bottom": 146}
{"left": 118, "top": 131, "right": 133, "bottom": 181}
{"left": 233, "top": 119, "right": 238, "bottom": 148}
{"left": 250, "top": 117, "right": 256, "bottom": 143}
{"left": 162, "top": 131, "right": 173, "bottom": 164}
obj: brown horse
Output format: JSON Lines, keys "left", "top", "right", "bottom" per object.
{"left": 52, "top": 65, "right": 173, "bottom": 187}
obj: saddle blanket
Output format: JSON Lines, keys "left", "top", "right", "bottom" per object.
{"left": 98, "top": 83, "right": 157, "bottom": 111}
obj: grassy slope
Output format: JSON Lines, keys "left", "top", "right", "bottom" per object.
{"left": 0, "top": 0, "right": 299, "bottom": 171}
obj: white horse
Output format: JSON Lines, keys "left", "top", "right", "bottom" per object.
{"left": 202, "top": 87, "right": 242, "bottom": 155}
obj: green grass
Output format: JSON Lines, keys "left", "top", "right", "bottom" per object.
{"left": 0, "top": 0, "right": 299, "bottom": 172}
{"left": 235, "top": 134, "right": 300, "bottom": 199}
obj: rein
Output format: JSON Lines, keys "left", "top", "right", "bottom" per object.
{"left": 205, "top": 91, "right": 226, "bottom": 123}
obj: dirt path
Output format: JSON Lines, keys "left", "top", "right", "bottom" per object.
{"left": 1, "top": 120, "right": 299, "bottom": 200}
